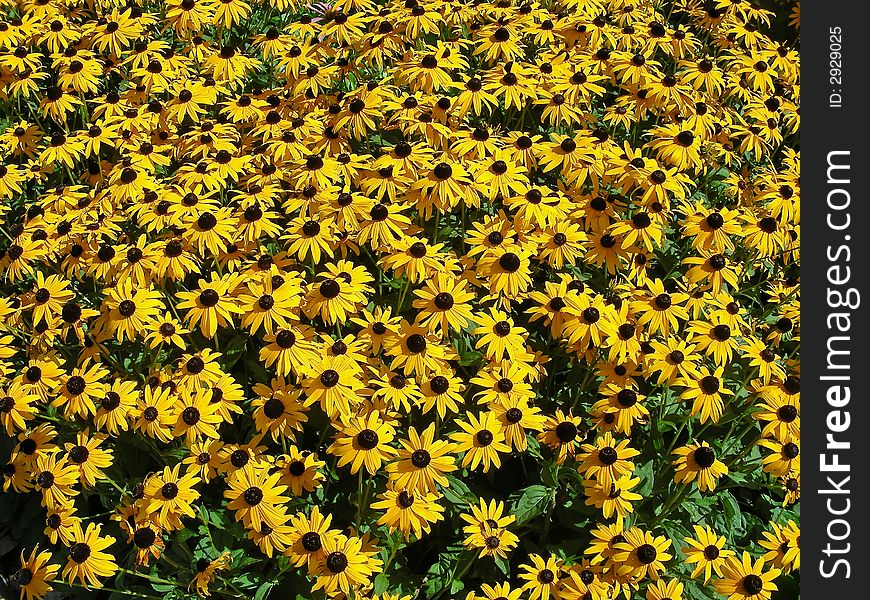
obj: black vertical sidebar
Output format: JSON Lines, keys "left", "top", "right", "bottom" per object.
{"left": 803, "top": 1, "right": 870, "bottom": 596}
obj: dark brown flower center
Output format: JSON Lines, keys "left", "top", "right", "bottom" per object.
{"left": 118, "top": 299, "right": 136, "bottom": 317}
{"left": 406, "top": 333, "right": 426, "bottom": 353}
{"left": 199, "top": 289, "right": 220, "bottom": 307}
{"left": 700, "top": 375, "right": 720, "bottom": 394}
{"left": 319, "top": 279, "right": 341, "bottom": 299}
{"left": 598, "top": 446, "right": 618, "bottom": 465}
{"left": 326, "top": 551, "right": 348, "bottom": 573}
{"left": 411, "top": 449, "right": 431, "bottom": 468}
{"left": 69, "top": 542, "right": 91, "bottom": 563}
{"left": 742, "top": 574, "right": 764, "bottom": 595}
{"left": 244, "top": 486, "right": 264, "bottom": 505}
{"left": 69, "top": 445, "right": 89, "bottom": 463}
{"left": 498, "top": 252, "right": 521, "bottom": 272}
{"left": 161, "top": 482, "right": 179, "bottom": 499}
{"left": 320, "top": 369, "right": 339, "bottom": 388}
{"left": 617, "top": 389, "right": 638, "bottom": 407}
{"left": 181, "top": 406, "right": 200, "bottom": 425}
{"left": 637, "top": 544, "right": 657, "bottom": 564}
{"left": 704, "top": 544, "right": 720, "bottom": 560}
{"left": 66, "top": 376, "right": 86, "bottom": 396}
{"left": 476, "top": 429, "right": 494, "bottom": 446}
{"left": 693, "top": 446, "right": 716, "bottom": 468}
{"left": 134, "top": 527, "right": 157, "bottom": 548}
{"left": 301, "top": 531, "right": 322, "bottom": 551}
{"left": 556, "top": 421, "right": 577, "bottom": 442}
{"left": 357, "top": 429, "right": 379, "bottom": 449}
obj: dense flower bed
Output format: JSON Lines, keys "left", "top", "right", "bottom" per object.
{"left": 0, "top": 0, "right": 800, "bottom": 599}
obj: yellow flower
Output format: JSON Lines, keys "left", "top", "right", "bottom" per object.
{"left": 450, "top": 411, "right": 511, "bottom": 472}
{"left": 15, "top": 546, "right": 59, "bottom": 600}
{"left": 61, "top": 522, "right": 117, "bottom": 589}
{"left": 328, "top": 410, "right": 397, "bottom": 475}
{"left": 143, "top": 464, "right": 199, "bottom": 531}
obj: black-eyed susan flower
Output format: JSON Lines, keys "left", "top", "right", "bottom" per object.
{"left": 518, "top": 554, "right": 563, "bottom": 600}
{"left": 190, "top": 551, "right": 232, "bottom": 598}
{"left": 250, "top": 380, "right": 308, "bottom": 442}
{"left": 676, "top": 365, "right": 732, "bottom": 424}
{"left": 172, "top": 389, "right": 222, "bottom": 442}
{"left": 183, "top": 439, "right": 224, "bottom": 483}
{"left": 0, "top": 382, "right": 38, "bottom": 435}
{"left": 63, "top": 429, "right": 113, "bottom": 488}
{"left": 15, "top": 546, "right": 59, "bottom": 600}
{"left": 286, "top": 506, "right": 340, "bottom": 568}
{"left": 450, "top": 411, "right": 511, "bottom": 472}
{"left": 176, "top": 272, "right": 243, "bottom": 339}
{"left": 133, "top": 385, "right": 176, "bottom": 443}
{"left": 371, "top": 486, "right": 445, "bottom": 541}
{"left": 646, "top": 578, "right": 685, "bottom": 600}
{"left": 473, "top": 308, "right": 528, "bottom": 363}
{"left": 612, "top": 527, "right": 672, "bottom": 581}
{"left": 32, "top": 452, "right": 79, "bottom": 509}
{"left": 578, "top": 432, "right": 640, "bottom": 489}
{"left": 758, "top": 436, "right": 800, "bottom": 477}
{"left": 310, "top": 534, "right": 382, "bottom": 596}
{"left": 476, "top": 245, "right": 533, "bottom": 300}
{"left": 412, "top": 273, "right": 476, "bottom": 337}
{"left": 583, "top": 474, "right": 643, "bottom": 522}
{"left": 683, "top": 525, "right": 734, "bottom": 583}
{"left": 712, "top": 551, "right": 781, "bottom": 600}
{"left": 52, "top": 361, "right": 109, "bottom": 419}
{"left": 225, "top": 464, "right": 289, "bottom": 531}
{"left": 418, "top": 369, "right": 466, "bottom": 418}
{"left": 593, "top": 382, "right": 650, "bottom": 435}
{"left": 142, "top": 464, "right": 199, "bottom": 531}
{"left": 328, "top": 410, "right": 397, "bottom": 475}
{"left": 537, "top": 409, "right": 584, "bottom": 464}
{"left": 303, "top": 356, "right": 364, "bottom": 419}
{"left": 387, "top": 423, "right": 457, "bottom": 493}
{"left": 61, "top": 522, "right": 117, "bottom": 589}
{"left": 385, "top": 320, "right": 455, "bottom": 377}
{"left": 472, "top": 582, "right": 523, "bottom": 600}
{"left": 276, "top": 447, "right": 325, "bottom": 496}
{"left": 758, "top": 520, "right": 799, "bottom": 574}
{"left": 460, "top": 498, "right": 518, "bottom": 560}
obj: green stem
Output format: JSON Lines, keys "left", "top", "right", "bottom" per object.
{"left": 60, "top": 580, "right": 162, "bottom": 599}
{"left": 651, "top": 481, "right": 691, "bottom": 527}
{"left": 119, "top": 568, "right": 177, "bottom": 586}
{"left": 395, "top": 278, "right": 410, "bottom": 314}
{"left": 432, "top": 550, "right": 475, "bottom": 600}
{"left": 355, "top": 470, "right": 364, "bottom": 530}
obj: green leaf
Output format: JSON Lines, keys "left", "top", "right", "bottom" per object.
{"left": 771, "top": 574, "right": 800, "bottom": 600}
{"left": 721, "top": 491, "right": 741, "bottom": 524}
{"left": 220, "top": 334, "right": 249, "bottom": 369}
{"left": 540, "top": 461, "right": 559, "bottom": 487}
{"left": 443, "top": 474, "right": 477, "bottom": 506}
{"left": 458, "top": 349, "right": 483, "bottom": 367}
{"left": 423, "top": 551, "right": 460, "bottom": 598}
{"left": 253, "top": 581, "right": 276, "bottom": 600}
{"left": 175, "top": 528, "right": 197, "bottom": 544}
{"left": 493, "top": 554, "right": 510, "bottom": 575}
{"left": 373, "top": 573, "right": 390, "bottom": 595}
{"left": 511, "top": 484, "right": 551, "bottom": 526}
{"left": 635, "top": 459, "right": 655, "bottom": 496}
